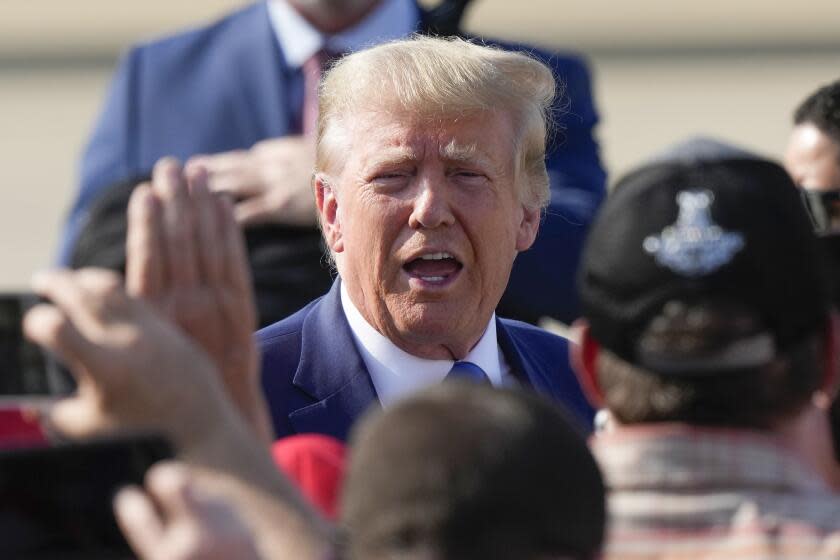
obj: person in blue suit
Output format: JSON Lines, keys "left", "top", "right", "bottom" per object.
{"left": 61, "top": 0, "right": 605, "bottom": 325}
{"left": 258, "top": 36, "right": 595, "bottom": 440}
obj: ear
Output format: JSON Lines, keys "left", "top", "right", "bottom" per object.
{"left": 515, "top": 205, "right": 541, "bottom": 252}
{"left": 569, "top": 320, "right": 606, "bottom": 408}
{"left": 315, "top": 174, "right": 344, "bottom": 254}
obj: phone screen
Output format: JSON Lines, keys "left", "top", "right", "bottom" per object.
{"left": 0, "top": 293, "right": 74, "bottom": 398}
{"left": 0, "top": 434, "right": 173, "bottom": 558}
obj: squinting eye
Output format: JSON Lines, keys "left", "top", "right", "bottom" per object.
{"left": 451, "top": 170, "right": 487, "bottom": 184}
{"left": 370, "top": 173, "right": 411, "bottom": 190}
{"left": 374, "top": 173, "right": 406, "bottom": 182}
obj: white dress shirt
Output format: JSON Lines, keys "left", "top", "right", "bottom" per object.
{"left": 267, "top": 0, "right": 419, "bottom": 69}
{"left": 340, "top": 282, "right": 513, "bottom": 408}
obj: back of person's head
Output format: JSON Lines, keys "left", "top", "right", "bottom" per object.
{"left": 340, "top": 383, "right": 605, "bottom": 560}
{"left": 577, "top": 137, "right": 833, "bottom": 429}
{"left": 794, "top": 79, "right": 840, "bottom": 144}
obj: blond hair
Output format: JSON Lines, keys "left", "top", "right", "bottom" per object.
{"left": 316, "top": 35, "right": 556, "bottom": 210}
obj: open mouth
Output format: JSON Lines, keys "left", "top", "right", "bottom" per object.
{"left": 402, "top": 252, "right": 463, "bottom": 285}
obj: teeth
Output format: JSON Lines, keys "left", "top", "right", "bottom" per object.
{"left": 419, "top": 252, "right": 453, "bottom": 261}
{"left": 421, "top": 276, "right": 445, "bottom": 282}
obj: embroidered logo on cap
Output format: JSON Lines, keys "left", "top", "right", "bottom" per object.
{"left": 643, "top": 190, "right": 744, "bottom": 277}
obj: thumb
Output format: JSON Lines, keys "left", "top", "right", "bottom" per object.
{"left": 44, "top": 395, "right": 111, "bottom": 440}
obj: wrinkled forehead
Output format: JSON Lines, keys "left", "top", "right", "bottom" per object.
{"left": 317, "top": 106, "right": 518, "bottom": 176}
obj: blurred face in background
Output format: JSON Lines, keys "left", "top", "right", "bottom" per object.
{"left": 286, "top": 0, "right": 381, "bottom": 32}
{"left": 785, "top": 122, "right": 840, "bottom": 192}
{"left": 786, "top": 123, "right": 840, "bottom": 232}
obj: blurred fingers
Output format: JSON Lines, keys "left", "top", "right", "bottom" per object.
{"left": 185, "top": 165, "right": 223, "bottom": 287}
{"left": 187, "top": 151, "right": 259, "bottom": 196}
{"left": 232, "top": 194, "right": 279, "bottom": 226}
{"left": 216, "top": 196, "right": 254, "bottom": 311}
{"left": 43, "top": 393, "right": 114, "bottom": 440}
{"left": 31, "top": 269, "right": 125, "bottom": 332}
{"left": 152, "top": 158, "right": 198, "bottom": 291}
{"left": 126, "top": 183, "right": 165, "bottom": 298}
{"left": 22, "top": 303, "right": 88, "bottom": 373}
{"left": 204, "top": 173, "right": 263, "bottom": 197}
{"left": 144, "top": 461, "right": 195, "bottom": 519}
{"left": 114, "top": 485, "right": 166, "bottom": 560}
{"left": 187, "top": 150, "right": 246, "bottom": 174}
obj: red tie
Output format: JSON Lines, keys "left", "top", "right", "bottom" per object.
{"left": 301, "top": 49, "right": 333, "bottom": 137}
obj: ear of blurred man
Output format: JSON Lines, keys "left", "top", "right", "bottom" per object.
{"left": 570, "top": 321, "right": 606, "bottom": 409}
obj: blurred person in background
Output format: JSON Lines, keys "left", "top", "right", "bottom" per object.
{"left": 574, "top": 138, "right": 840, "bottom": 558}
{"left": 787, "top": 81, "right": 840, "bottom": 492}
{"left": 60, "top": 0, "right": 606, "bottom": 327}
{"left": 786, "top": 79, "right": 840, "bottom": 233}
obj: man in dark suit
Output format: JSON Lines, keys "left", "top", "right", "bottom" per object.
{"left": 257, "top": 36, "right": 594, "bottom": 440}
{"left": 60, "top": 0, "right": 606, "bottom": 325}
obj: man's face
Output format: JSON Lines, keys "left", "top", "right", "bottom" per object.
{"left": 316, "top": 109, "right": 540, "bottom": 359}
{"left": 785, "top": 122, "right": 840, "bottom": 191}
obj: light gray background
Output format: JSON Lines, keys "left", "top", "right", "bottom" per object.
{"left": 1, "top": 0, "right": 838, "bottom": 289}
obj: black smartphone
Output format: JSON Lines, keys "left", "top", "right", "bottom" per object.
{"left": 0, "top": 434, "right": 173, "bottom": 559}
{"left": 0, "top": 292, "right": 74, "bottom": 400}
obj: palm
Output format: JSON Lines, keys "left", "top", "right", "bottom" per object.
{"left": 158, "top": 287, "right": 256, "bottom": 394}
{"left": 125, "top": 159, "right": 269, "bottom": 440}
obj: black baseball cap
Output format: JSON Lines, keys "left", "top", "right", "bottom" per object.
{"left": 578, "top": 137, "right": 831, "bottom": 374}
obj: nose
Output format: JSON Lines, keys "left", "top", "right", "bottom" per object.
{"left": 408, "top": 179, "right": 456, "bottom": 230}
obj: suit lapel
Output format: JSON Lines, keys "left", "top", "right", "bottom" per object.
{"left": 496, "top": 318, "right": 550, "bottom": 393}
{"left": 288, "top": 280, "right": 379, "bottom": 440}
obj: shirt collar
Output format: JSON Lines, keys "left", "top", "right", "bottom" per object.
{"left": 591, "top": 424, "right": 828, "bottom": 494}
{"left": 340, "top": 281, "right": 504, "bottom": 407}
{"left": 267, "top": 0, "right": 419, "bottom": 69}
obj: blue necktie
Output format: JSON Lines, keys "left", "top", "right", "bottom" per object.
{"left": 446, "top": 361, "right": 490, "bottom": 384}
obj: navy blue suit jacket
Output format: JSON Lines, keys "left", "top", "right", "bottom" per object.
{"left": 257, "top": 281, "right": 595, "bottom": 441}
{"left": 63, "top": 1, "right": 606, "bottom": 323}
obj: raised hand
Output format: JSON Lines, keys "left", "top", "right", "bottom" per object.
{"left": 24, "top": 268, "right": 229, "bottom": 448}
{"left": 24, "top": 271, "right": 332, "bottom": 560}
{"left": 126, "top": 158, "right": 271, "bottom": 441}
